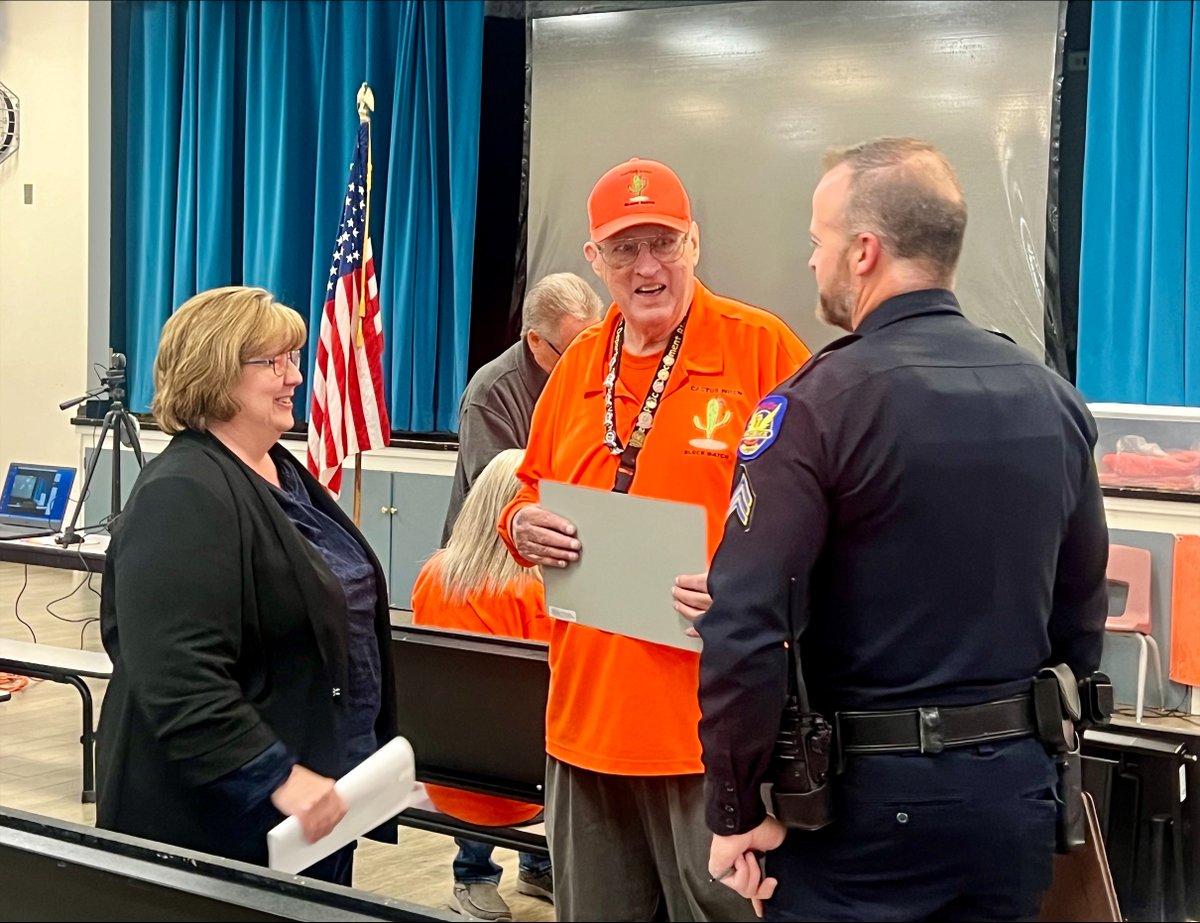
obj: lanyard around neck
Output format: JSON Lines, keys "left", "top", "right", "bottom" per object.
{"left": 604, "top": 315, "right": 688, "bottom": 494}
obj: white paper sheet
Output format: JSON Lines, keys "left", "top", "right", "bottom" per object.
{"left": 540, "top": 480, "right": 707, "bottom": 651}
{"left": 267, "top": 736, "right": 416, "bottom": 875}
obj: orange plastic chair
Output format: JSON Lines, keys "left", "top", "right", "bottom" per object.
{"left": 1105, "top": 544, "right": 1164, "bottom": 722}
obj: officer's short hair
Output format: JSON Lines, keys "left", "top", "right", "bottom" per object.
{"left": 521, "top": 272, "right": 605, "bottom": 338}
{"left": 823, "top": 138, "right": 967, "bottom": 284}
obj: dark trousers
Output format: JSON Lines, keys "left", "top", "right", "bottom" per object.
{"left": 303, "top": 842, "right": 356, "bottom": 887}
{"left": 237, "top": 793, "right": 357, "bottom": 887}
{"left": 764, "top": 738, "right": 1058, "bottom": 922}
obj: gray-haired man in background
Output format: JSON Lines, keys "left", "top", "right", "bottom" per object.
{"left": 441, "top": 272, "right": 603, "bottom": 544}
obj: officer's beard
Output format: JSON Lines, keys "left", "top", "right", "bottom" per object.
{"left": 816, "top": 259, "right": 856, "bottom": 333}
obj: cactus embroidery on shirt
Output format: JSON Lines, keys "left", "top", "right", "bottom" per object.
{"left": 690, "top": 398, "right": 733, "bottom": 450}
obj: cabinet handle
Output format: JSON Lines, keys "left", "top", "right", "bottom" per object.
{"left": 389, "top": 507, "right": 398, "bottom": 515}
{"left": 380, "top": 506, "right": 390, "bottom": 515}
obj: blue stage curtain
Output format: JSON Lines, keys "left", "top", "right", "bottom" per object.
{"left": 113, "top": 0, "right": 484, "bottom": 432}
{"left": 1077, "top": 0, "right": 1199, "bottom": 404}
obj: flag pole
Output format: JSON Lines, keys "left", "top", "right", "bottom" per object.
{"left": 353, "top": 81, "right": 375, "bottom": 528}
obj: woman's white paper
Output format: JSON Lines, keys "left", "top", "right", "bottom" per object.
{"left": 267, "top": 736, "right": 416, "bottom": 875}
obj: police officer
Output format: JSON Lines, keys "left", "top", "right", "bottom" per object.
{"left": 696, "top": 137, "right": 1109, "bottom": 921}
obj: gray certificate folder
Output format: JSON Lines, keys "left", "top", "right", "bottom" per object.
{"left": 539, "top": 480, "right": 707, "bottom": 652}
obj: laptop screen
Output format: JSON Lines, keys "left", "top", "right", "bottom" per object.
{"left": 0, "top": 463, "right": 77, "bottom": 527}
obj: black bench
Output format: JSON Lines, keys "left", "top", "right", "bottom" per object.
{"left": 389, "top": 624, "right": 550, "bottom": 856}
{"left": 0, "top": 805, "right": 450, "bottom": 921}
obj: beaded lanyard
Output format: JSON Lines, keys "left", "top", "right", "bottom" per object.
{"left": 603, "top": 314, "right": 688, "bottom": 493}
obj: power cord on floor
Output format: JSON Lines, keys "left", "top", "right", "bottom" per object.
{"left": 12, "top": 564, "right": 37, "bottom": 643}
{"left": 0, "top": 673, "right": 30, "bottom": 694}
{"left": 1112, "top": 684, "right": 1200, "bottom": 728}
{"left": 44, "top": 568, "right": 101, "bottom": 648}
{"left": 3, "top": 545, "right": 104, "bottom": 696}
{"left": 7, "top": 545, "right": 102, "bottom": 650}
{"left": 7, "top": 551, "right": 103, "bottom": 671}
{"left": 4, "top": 566, "right": 39, "bottom": 696}
{"left": 78, "top": 617, "right": 98, "bottom": 649}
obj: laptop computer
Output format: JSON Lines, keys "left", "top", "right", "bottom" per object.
{"left": 0, "top": 463, "right": 77, "bottom": 540}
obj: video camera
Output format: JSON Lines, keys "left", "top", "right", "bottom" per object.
{"left": 56, "top": 349, "right": 144, "bottom": 544}
{"left": 59, "top": 350, "right": 127, "bottom": 414}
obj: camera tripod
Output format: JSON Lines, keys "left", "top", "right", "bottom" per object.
{"left": 56, "top": 352, "right": 145, "bottom": 546}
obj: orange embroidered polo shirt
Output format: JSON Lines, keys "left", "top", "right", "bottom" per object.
{"left": 411, "top": 556, "right": 549, "bottom": 826}
{"left": 499, "top": 280, "right": 809, "bottom": 776}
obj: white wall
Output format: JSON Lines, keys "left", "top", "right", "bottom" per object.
{"left": 0, "top": 0, "right": 98, "bottom": 470}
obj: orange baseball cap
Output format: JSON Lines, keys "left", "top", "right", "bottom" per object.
{"left": 587, "top": 157, "right": 692, "bottom": 242}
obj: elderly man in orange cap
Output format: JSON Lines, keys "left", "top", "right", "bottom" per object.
{"left": 497, "top": 157, "right": 811, "bottom": 921}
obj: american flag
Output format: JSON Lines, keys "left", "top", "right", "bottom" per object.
{"left": 307, "top": 122, "right": 391, "bottom": 495}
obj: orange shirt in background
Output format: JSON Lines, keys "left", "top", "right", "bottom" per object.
{"left": 499, "top": 280, "right": 810, "bottom": 777}
{"left": 411, "top": 554, "right": 549, "bottom": 826}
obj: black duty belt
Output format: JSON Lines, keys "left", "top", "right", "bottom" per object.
{"left": 835, "top": 694, "right": 1035, "bottom": 756}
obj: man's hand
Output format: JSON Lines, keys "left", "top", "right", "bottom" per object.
{"left": 673, "top": 571, "right": 712, "bottom": 636}
{"left": 270, "top": 764, "right": 348, "bottom": 844}
{"left": 512, "top": 504, "right": 581, "bottom": 568}
{"left": 707, "top": 817, "right": 787, "bottom": 918}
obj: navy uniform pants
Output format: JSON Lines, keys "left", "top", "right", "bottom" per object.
{"left": 764, "top": 738, "right": 1057, "bottom": 922}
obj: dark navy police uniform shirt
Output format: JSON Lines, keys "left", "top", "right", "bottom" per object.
{"left": 697, "top": 289, "right": 1109, "bottom": 834}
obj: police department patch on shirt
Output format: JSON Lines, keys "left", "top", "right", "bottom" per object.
{"left": 728, "top": 464, "right": 756, "bottom": 531}
{"left": 737, "top": 395, "right": 787, "bottom": 461}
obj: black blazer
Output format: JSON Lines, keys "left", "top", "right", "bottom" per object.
{"left": 96, "top": 429, "right": 397, "bottom": 864}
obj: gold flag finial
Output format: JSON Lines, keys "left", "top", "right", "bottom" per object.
{"left": 357, "top": 83, "right": 374, "bottom": 122}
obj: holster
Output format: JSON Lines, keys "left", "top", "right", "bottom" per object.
{"left": 1032, "top": 664, "right": 1085, "bottom": 853}
{"left": 771, "top": 778, "right": 835, "bottom": 830}
{"left": 1056, "top": 749, "right": 1085, "bottom": 853}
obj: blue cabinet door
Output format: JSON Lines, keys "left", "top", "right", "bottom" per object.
{"left": 388, "top": 472, "right": 452, "bottom": 610}
{"left": 81, "top": 446, "right": 154, "bottom": 527}
{"left": 334, "top": 467, "right": 393, "bottom": 591}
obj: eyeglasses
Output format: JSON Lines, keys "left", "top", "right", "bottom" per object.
{"left": 594, "top": 232, "right": 688, "bottom": 269}
{"left": 243, "top": 349, "right": 302, "bottom": 376}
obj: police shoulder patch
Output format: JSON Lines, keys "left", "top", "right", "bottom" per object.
{"left": 737, "top": 395, "right": 787, "bottom": 461}
{"left": 727, "top": 464, "right": 756, "bottom": 531}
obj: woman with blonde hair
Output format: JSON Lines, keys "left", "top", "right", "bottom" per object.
{"left": 412, "top": 448, "right": 552, "bottom": 922}
{"left": 97, "top": 286, "right": 396, "bottom": 886}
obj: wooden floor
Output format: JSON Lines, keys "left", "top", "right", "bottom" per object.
{"left": 0, "top": 561, "right": 555, "bottom": 921}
